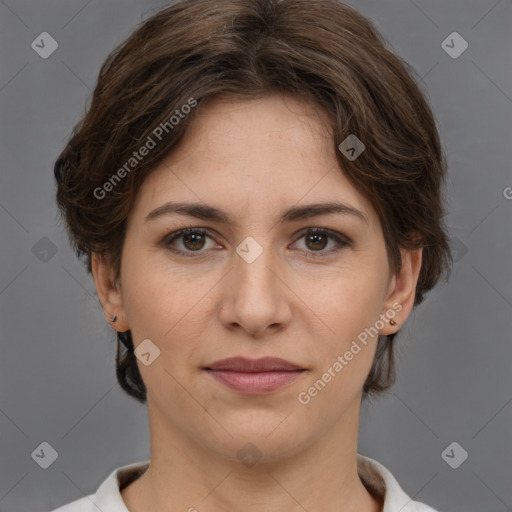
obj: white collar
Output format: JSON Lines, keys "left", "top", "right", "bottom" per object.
{"left": 52, "top": 454, "right": 439, "bottom": 511}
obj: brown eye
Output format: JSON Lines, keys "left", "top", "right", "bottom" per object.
{"left": 181, "top": 231, "right": 206, "bottom": 251}
{"left": 161, "top": 227, "right": 350, "bottom": 259}
{"left": 304, "top": 232, "right": 329, "bottom": 251}
{"left": 162, "top": 228, "right": 217, "bottom": 256}
{"left": 293, "top": 228, "right": 350, "bottom": 258}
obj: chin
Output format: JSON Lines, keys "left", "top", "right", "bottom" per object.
{"left": 200, "top": 421, "right": 312, "bottom": 464}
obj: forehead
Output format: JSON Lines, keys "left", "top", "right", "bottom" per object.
{"left": 131, "top": 94, "right": 378, "bottom": 229}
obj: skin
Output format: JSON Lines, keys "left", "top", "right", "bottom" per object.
{"left": 92, "top": 93, "right": 422, "bottom": 512}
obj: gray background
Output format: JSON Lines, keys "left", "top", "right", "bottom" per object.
{"left": 0, "top": 0, "right": 511, "bottom": 511}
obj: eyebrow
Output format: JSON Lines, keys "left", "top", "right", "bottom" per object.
{"left": 144, "top": 200, "right": 368, "bottom": 225}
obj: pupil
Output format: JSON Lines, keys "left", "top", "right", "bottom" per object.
{"left": 181, "top": 233, "right": 327, "bottom": 252}
{"left": 184, "top": 233, "right": 204, "bottom": 250}
{"left": 307, "top": 233, "right": 327, "bottom": 250}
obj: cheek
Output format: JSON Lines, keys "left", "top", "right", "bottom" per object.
{"left": 118, "top": 245, "right": 177, "bottom": 340}
{"left": 297, "top": 281, "right": 382, "bottom": 415}
{"left": 314, "top": 264, "right": 387, "bottom": 339}
{"left": 119, "top": 247, "right": 211, "bottom": 362}
{"left": 302, "top": 259, "right": 388, "bottom": 394}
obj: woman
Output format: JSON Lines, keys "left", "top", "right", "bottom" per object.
{"left": 51, "top": 0, "right": 452, "bottom": 510}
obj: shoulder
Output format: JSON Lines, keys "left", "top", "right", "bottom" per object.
{"left": 357, "top": 454, "right": 442, "bottom": 512}
{"left": 47, "top": 460, "right": 150, "bottom": 512}
{"left": 48, "top": 495, "right": 94, "bottom": 512}
{"left": 414, "top": 504, "right": 440, "bottom": 512}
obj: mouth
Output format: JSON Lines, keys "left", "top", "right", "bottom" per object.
{"left": 203, "top": 357, "right": 307, "bottom": 395}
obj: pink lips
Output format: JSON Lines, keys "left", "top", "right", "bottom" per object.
{"left": 203, "top": 356, "right": 306, "bottom": 395}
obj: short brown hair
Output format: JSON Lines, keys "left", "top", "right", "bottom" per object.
{"left": 54, "top": 0, "right": 452, "bottom": 403}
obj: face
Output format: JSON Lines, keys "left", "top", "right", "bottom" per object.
{"left": 93, "top": 94, "right": 421, "bottom": 464}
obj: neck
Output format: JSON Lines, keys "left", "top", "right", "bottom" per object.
{"left": 121, "top": 396, "right": 383, "bottom": 512}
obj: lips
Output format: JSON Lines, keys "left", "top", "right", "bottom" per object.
{"left": 204, "top": 356, "right": 305, "bottom": 372}
{"left": 203, "top": 357, "right": 306, "bottom": 395}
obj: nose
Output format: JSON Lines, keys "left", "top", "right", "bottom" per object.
{"left": 218, "top": 238, "right": 292, "bottom": 337}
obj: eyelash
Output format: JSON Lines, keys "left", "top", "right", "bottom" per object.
{"left": 161, "top": 227, "right": 351, "bottom": 259}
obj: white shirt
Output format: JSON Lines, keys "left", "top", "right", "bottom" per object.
{"left": 49, "top": 454, "right": 440, "bottom": 512}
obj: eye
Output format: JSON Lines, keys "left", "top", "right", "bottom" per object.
{"left": 291, "top": 228, "right": 350, "bottom": 258}
{"left": 161, "top": 228, "right": 218, "bottom": 257}
{"left": 161, "top": 227, "right": 351, "bottom": 258}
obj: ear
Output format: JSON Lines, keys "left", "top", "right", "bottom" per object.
{"left": 379, "top": 246, "right": 423, "bottom": 336}
{"left": 91, "top": 252, "right": 130, "bottom": 331}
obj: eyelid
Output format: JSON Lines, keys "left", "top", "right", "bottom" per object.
{"left": 160, "top": 227, "right": 219, "bottom": 252}
{"left": 160, "top": 226, "right": 352, "bottom": 257}
{"left": 293, "top": 227, "right": 352, "bottom": 256}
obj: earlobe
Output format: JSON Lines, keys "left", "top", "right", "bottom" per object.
{"left": 380, "top": 247, "right": 423, "bottom": 335}
{"left": 91, "top": 252, "right": 129, "bottom": 331}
